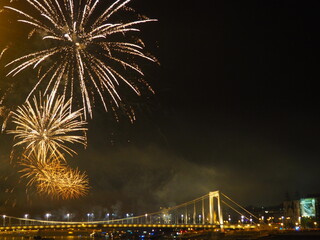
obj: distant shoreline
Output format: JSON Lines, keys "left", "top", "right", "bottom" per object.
{"left": 179, "top": 230, "right": 320, "bottom": 240}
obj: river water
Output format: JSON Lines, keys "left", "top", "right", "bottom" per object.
{"left": 1, "top": 231, "right": 320, "bottom": 240}
{"left": 0, "top": 237, "right": 91, "bottom": 240}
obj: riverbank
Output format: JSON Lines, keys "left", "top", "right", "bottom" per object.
{"left": 260, "top": 230, "right": 320, "bottom": 239}
{"left": 179, "top": 230, "right": 320, "bottom": 240}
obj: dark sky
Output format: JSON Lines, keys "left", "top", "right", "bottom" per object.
{"left": 1, "top": 0, "right": 320, "bottom": 218}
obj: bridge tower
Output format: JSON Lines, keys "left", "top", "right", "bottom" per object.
{"left": 209, "top": 191, "right": 223, "bottom": 226}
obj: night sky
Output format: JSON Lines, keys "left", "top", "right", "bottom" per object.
{"left": 1, "top": 0, "right": 320, "bottom": 218}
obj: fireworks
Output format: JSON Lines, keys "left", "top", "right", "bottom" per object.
{"left": 1, "top": 0, "right": 157, "bottom": 200}
{"left": 7, "top": 92, "right": 88, "bottom": 199}
{"left": 4, "top": 0, "right": 157, "bottom": 118}
{"left": 19, "top": 152, "right": 89, "bottom": 199}
{"left": 7, "top": 92, "right": 87, "bottom": 161}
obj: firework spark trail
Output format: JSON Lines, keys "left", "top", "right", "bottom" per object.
{"left": 0, "top": 47, "right": 9, "bottom": 60}
{"left": 7, "top": 92, "right": 87, "bottom": 161}
{"left": 19, "top": 152, "right": 89, "bottom": 199}
{"left": 4, "top": 0, "right": 157, "bottom": 118}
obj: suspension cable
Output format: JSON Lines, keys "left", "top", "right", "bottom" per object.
{"left": 221, "top": 200, "right": 251, "bottom": 221}
{"left": 221, "top": 192, "right": 258, "bottom": 220}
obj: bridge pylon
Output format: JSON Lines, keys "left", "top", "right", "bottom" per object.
{"left": 209, "top": 190, "right": 223, "bottom": 226}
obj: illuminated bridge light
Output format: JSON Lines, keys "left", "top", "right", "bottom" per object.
{"left": 0, "top": 191, "right": 260, "bottom": 232}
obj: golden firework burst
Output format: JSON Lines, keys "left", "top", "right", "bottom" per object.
{"left": 19, "top": 152, "right": 89, "bottom": 199}
{"left": 4, "top": 0, "right": 157, "bottom": 118}
{"left": 7, "top": 92, "right": 87, "bottom": 161}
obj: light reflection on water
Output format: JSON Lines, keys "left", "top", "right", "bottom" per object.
{"left": 0, "top": 237, "right": 93, "bottom": 240}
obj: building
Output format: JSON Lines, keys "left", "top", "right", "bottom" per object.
{"left": 283, "top": 194, "right": 320, "bottom": 229}
{"left": 283, "top": 200, "right": 300, "bottom": 227}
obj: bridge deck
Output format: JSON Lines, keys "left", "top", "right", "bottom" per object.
{"left": 0, "top": 223, "right": 219, "bottom": 231}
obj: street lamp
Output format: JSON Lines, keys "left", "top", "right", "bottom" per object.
{"left": 126, "top": 213, "right": 129, "bottom": 224}
{"left": 2, "top": 215, "right": 6, "bottom": 227}
{"left": 24, "top": 214, "right": 29, "bottom": 226}
{"left": 45, "top": 213, "right": 51, "bottom": 223}
{"left": 87, "top": 213, "right": 94, "bottom": 222}
{"left": 145, "top": 214, "right": 148, "bottom": 224}
{"left": 67, "top": 213, "right": 70, "bottom": 222}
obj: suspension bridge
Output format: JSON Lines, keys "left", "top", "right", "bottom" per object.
{"left": 0, "top": 191, "right": 260, "bottom": 232}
